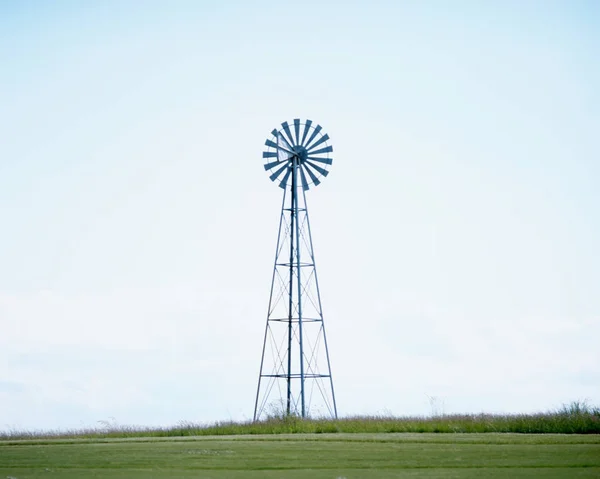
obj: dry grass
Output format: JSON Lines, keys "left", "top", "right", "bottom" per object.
{"left": 2, "top": 401, "right": 599, "bottom": 440}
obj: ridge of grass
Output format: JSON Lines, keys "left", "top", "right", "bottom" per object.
{"left": 3, "top": 401, "right": 599, "bottom": 440}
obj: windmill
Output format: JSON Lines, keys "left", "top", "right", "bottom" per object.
{"left": 253, "top": 119, "right": 338, "bottom": 420}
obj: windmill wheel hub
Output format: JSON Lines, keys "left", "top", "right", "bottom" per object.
{"left": 293, "top": 145, "right": 308, "bottom": 161}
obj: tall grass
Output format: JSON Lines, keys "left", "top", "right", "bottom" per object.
{"left": 2, "top": 402, "right": 599, "bottom": 440}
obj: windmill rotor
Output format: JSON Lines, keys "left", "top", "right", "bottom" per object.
{"left": 262, "top": 119, "right": 333, "bottom": 190}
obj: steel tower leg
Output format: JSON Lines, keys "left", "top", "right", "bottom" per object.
{"left": 293, "top": 159, "right": 306, "bottom": 418}
{"left": 253, "top": 189, "right": 287, "bottom": 421}
{"left": 302, "top": 188, "right": 338, "bottom": 419}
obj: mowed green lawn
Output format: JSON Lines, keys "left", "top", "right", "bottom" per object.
{"left": 1, "top": 433, "right": 599, "bottom": 478}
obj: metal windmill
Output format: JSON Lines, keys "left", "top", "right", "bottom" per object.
{"left": 253, "top": 119, "right": 338, "bottom": 420}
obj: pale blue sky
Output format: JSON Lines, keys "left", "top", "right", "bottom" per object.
{"left": 1, "top": 1, "right": 599, "bottom": 431}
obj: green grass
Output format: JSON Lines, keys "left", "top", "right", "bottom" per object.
{"left": 2, "top": 403, "right": 599, "bottom": 440}
{"left": 1, "top": 433, "right": 599, "bottom": 478}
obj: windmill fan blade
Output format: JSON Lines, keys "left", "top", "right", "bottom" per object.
{"left": 303, "top": 163, "right": 321, "bottom": 187}
{"left": 269, "top": 162, "right": 289, "bottom": 182}
{"left": 265, "top": 139, "right": 294, "bottom": 155}
{"left": 299, "top": 164, "right": 310, "bottom": 191}
{"left": 294, "top": 119, "right": 301, "bottom": 145}
{"left": 305, "top": 160, "right": 329, "bottom": 177}
{"left": 264, "top": 159, "right": 287, "bottom": 170}
{"left": 279, "top": 167, "right": 292, "bottom": 189}
{"left": 307, "top": 156, "right": 333, "bottom": 165}
{"left": 263, "top": 151, "right": 278, "bottom": 158}
{"left": 307, "top": 145, "right": 333, "bottom": 156}
{"left": 272, "top": 129, "right": 294, "bottom": 150}
{"left": 301, "top": 119, "right": 312, "bottom": 146}
{"left": 304, "top": 125, "right": 322, "bottom": 150}
{"left": 306, "top": 134, "right": 329, "bottom": 152}
{"left": 281, "top": 122, "right": 296, "bottom": 147}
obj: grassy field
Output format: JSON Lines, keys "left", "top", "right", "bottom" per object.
{"left": 2, "top": 406, "right": 598, "bottom": 478}
{"left": 1, "top": 433, "right": 599, "bottom": 478}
